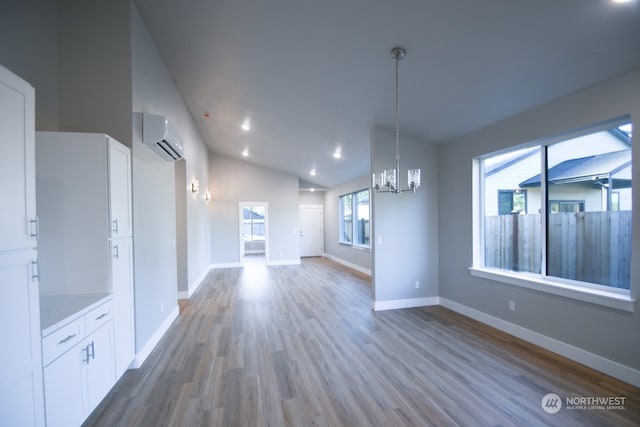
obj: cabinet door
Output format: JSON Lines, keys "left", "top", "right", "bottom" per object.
{"left": 111, "top": 238, "right": 135, "bottom": 378}
{"left": 0, "top": 66, "right": 37, "bottom": 253}
{"left": 108, "top": 140, "right": 132, "bottom": 238}
{"left": 43, "top": 344, "right": 85, "bottom": 427}
{"left": 85, "top": 321, "right": 116, "bottom": 412}
{"left": 0, "top": 250, "right": 45, "bottom": 426}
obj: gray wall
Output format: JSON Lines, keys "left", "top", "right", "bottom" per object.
{"left": 210, "top": 154, "right": 300, "bottom": 265}
{"left": 299, "top": 190, "right": 325, "bottom": 205}
{"left": 175, "top": 160, "right": 188, "bottom": 294}
{"left": 58, "top": 0, "right": 132, "bottom": 146}
{"left": 323, "top": 174, "right": 372, "bottom": 273}
{"left": 372, "top": 126, "right": 439, "bottom": 303}
{"left": 438, "top": 69, "right": 640, "bottom": 370}
{"left": 132, "top": 4, "right": 211, "bottom": 346}
{"left": 0, "top": 0, "right": 59, "bottom": 130}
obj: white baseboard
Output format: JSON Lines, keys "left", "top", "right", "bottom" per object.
{"left": 266, "top": 259, "right": 301, "bottom": 266}
{"left": 372, "top": 297, "right": 439, "bottom": 311}
{"left": 323, "top": 253, "right": 372, "bottom": 276}
{"left": 130, "top": 305, "right": 180, "bottom": 369}
{"left": 439, "top": 298, "right": 640, "bottom": 388}
{"left": 210, "top": 262, "right": 242, "bottom": 269}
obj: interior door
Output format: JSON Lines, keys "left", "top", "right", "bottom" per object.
{"left": 299, "top": 205, "right": 323, "bottom": 257}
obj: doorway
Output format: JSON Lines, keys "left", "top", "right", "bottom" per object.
{"left": 239, "top": 202, "right": 269, "bottom": 265}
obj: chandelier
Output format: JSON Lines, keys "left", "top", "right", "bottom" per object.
{"left": 372, "top": 47, "right": 421, "bottom": 194}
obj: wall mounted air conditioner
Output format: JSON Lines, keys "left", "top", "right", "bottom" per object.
{"left": 142, "top": 113, "right": 184, "bottom": 161}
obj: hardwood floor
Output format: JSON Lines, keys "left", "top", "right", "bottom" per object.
{"left": 85, "top": 256, "right": 639, "bottom": 426}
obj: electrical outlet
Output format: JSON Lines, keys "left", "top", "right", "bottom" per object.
{"left": 415, "top": 280, "right": 420, "bottom": 289}
{"left": 509, "top": 300, "right": 516, "bottom": 311}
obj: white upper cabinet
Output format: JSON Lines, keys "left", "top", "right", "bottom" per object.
{"left": 0, "top": 65, "right": 37, "bottom": 253}
{"left": 36, "top": 132, "right": 132, "bottom": 296}
{"left": 0, "top": 65, "right": 45, "bottom": 426}
{"left": 109, "top": 140, "right": 132, "bottom": 239}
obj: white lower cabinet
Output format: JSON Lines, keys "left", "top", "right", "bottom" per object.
{"left": 43, "top": 340, "right": 85, "bottom": 427}
{"left": 42, "top": 300, "right": 116, "bottom": 427}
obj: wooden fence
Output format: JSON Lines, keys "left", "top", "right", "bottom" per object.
{"left": 485, "top": 211, "right": 631, "bottom": 289}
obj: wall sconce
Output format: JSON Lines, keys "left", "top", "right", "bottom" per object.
{"left": 191, "top": 179, "right": 199, "bottom": 193}
{"left": 205, "top": 191, "right": 211, "bottom": 202}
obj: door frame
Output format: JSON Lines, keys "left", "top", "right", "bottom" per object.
{"left": 238, "top": 202, "right": 269, "bottom": 265}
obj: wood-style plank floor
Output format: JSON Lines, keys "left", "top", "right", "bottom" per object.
{"left": 85, "top": 256, "right": 640, "bottom": 426}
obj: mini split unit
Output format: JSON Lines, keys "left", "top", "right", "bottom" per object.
{"left": 142, "top": 113, "right": 184, "bottom": 161}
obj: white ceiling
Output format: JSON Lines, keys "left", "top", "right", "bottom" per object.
{"left": 135, "top": 0, "right": 640, "bottom": 189}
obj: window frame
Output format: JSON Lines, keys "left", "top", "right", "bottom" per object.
{"left": 338, "top": 189, "right": 371, "bottom": 249}
{"left": 471, "top": 116, "right": 634, "bottom": 312}
{"left": 338, "top": 193, "right": 353, "bottom": 244}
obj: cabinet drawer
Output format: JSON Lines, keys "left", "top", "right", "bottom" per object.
{"left": 42, "top": 317, "right": 84, "bottom": 366}
{"left": 85, "top": 301, "right": 113, "bottom": 335}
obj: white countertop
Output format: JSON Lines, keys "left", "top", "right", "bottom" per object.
{"left": 40, "top": 293, "right": 113, "bottom": 336}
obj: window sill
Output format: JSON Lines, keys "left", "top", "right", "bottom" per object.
{"left": 338, "top": 242, "right": 371, "bottom": 251}
{"left": 469, "top": 267, "right": 634, "bottom": 312}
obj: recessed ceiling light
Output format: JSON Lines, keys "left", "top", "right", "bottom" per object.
{"left": 310, "top": 169, "right": 316, "bottom": 176}
{"left": 612, "top": 0, "right": 633, "bottom": 3}
{"left": 333, "top": 150, "right": 342, "bottom": 159}
{"left": 310, "top": 188, "right": 315, "bottom": 192}
{"left": 242, "top": 148, "right": 249, "bottom": 157}
{"left": 241, "top": 119, "right": 251, "bottom": 131}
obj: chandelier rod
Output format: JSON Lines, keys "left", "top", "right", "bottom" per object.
{"left": 392, "top": 47, "right": 405, "bottom": 181}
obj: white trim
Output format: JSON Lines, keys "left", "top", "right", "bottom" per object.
{"left": 439, "top": 298, "right": 640, "bottom": 388}
{"left": 177, "top": 267, "right": 212, "bottom": 299}
{"left": 266, "top": 259, "right": 301, "bottom": 266}
{"left": 372, "top": 297, "right": 439, "bottom": 311}
{"left": 470, "top": 267, "right": 634, "bottom": 312}
{"left": 323, "top": 253, "right": 372, "bottom": 276}
{"left": 210, "top": 262, "right": 243, "bottom": 269}
{"left": 130, "top": 305, "right": 179, "bottom": 369}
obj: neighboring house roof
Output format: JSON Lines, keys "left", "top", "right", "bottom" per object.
{"left": 485, "top": 147, "right": 538, "bottom": 177}
{"left": 243, "top": 209, "right": 265, "bottom": 220}
{"left": 520, "top": 149, "right": 632, "bottom": 188}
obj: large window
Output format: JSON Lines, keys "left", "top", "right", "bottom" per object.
{"left": 478, "top": 118, "right": 632, "bottom": 294}
{"left": 339, "top": 189, "right": 370, "bottom": 248}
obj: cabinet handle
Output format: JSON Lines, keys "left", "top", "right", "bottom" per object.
{"left": 112, "top": 219, "right": 119, "bottom": 234}
{"left": 95, "top": 313, "right": 109, "bottom": 321}
{"left": 29, "top": 217, "right": 39, "bottom": 239}
{"left": 58, "top": 334, "right": 77, "bottom": 345}
{"left": 113, "top": 244, "right": 119, "bottom": 259}
{"left": 31, "top": 260, "right": 40, "bottom": 281}
{"left": 88, "top": 341, "right": 95, "bottom": 361}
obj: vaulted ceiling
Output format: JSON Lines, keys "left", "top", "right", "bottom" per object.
{"left": 135, "top": 0, "right": 640, "bottom": 189}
